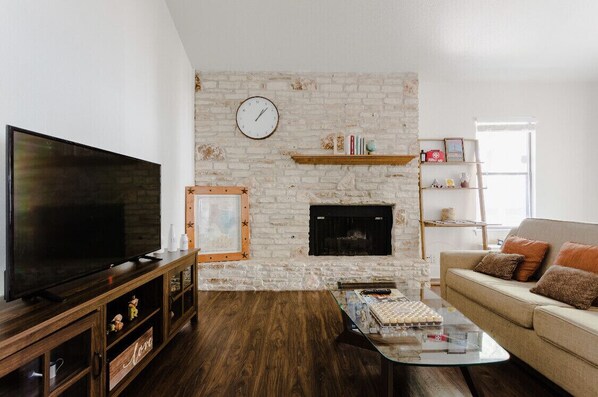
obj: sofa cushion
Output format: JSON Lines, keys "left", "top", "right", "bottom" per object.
{"left": 534, "top": 305, "right": 598, "bottom": 365}
{"left": 530, "top": 265, "right": 598, "bottom": 309}
{"left": 445, "top": 268, "right": 572, "bottom": 328}
{"left": 502, "top": 236, "right": 549, "bottom": 281}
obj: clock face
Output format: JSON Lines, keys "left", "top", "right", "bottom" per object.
{"left": 236, "top": 96, "right": 279, "bottom": 139}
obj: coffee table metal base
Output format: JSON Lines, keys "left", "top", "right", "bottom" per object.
{"left": 379, "top": 355, "right": 480, "bottom": 397}
{"left": 381, "top": 357, "right": 394, "bottom": 397}
{"left": 459, "top": 366, "right": 480, "bottom": 397}
{"left": 338, "top": 325, "right": 481, "bottom": 397}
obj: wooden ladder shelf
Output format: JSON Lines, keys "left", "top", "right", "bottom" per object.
{"left": 418, "top": 138, "right": 488, "bottom": 259}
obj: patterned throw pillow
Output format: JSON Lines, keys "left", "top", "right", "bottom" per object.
{"left": 473, "top": 253, "right": 525, "bottom": 280}
{"left": 554, "top": 242, "right": 598, "bottom": 306}
{"left": 530, "top": 265, "right": 598, "bottom": 310}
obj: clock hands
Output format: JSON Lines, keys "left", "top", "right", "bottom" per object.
{"left": 255, "top": 107, "right": 268, "bottom": 122}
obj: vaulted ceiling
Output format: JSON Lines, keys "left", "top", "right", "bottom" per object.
{"left": 166, "top": 0, "right": 598, "bottom": 82}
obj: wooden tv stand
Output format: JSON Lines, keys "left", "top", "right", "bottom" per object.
{"left": 0, "top": 249, "right": 199, "bottom": 396}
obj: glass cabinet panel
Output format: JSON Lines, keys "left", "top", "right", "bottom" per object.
{"left": 59, "top": 376, "right": 89, "bottom": 397}
{"left": 0, "top": 357, "right": 43, "bottom": 397}
{"left": 170, "top": 273, "right": 182, "bottom": 295}
{"left": 49, "top": 330, "right": 91, "bottom": 392}
{"left": 182, "top": 266, "right": 193, "bottom": 289}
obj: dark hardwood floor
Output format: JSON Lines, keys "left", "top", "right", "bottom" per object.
{"left": 124, "top": 291, "right": 567, "bottom": 397}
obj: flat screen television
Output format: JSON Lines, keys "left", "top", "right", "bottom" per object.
{"left": 5, "top": 126, "right": 161, "bottom": 301}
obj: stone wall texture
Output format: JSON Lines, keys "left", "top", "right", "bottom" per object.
{"left": 195, "top": 71, "right": 427, "bottom": 290}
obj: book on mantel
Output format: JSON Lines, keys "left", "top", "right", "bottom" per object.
{"left": 345, "top": 134, "right": 366, "bottom": 155}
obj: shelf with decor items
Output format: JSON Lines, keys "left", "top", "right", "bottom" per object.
{"left": 418, "top": 138, "right": 488, "bottom": 260}
{"left": 0, "top": 250, "right": 199, "bottom": 397}
{"left": 421, "top": 187, "right": 487, "bottom": 190}
{"left": 105, "top": 278, "right": 162, "bottom": 351}
{"left": 422, "top": 220, "right": 488, "bottom": 227}
{"left": 290, "top": 154, "right": 417, "bottom": 166}
{"left": 421, "top": 161, "right": 483, "bottom": 166}
{"left": 167, "top": 262, "right": 197, "bottom": 335}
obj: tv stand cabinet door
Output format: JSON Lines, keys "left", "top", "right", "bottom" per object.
{"left": 0, "top": 310, "right": 104, "bottom": 397}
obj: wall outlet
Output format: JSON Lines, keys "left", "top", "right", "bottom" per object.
{"left": 426, "top": 255, "right": 437, "bottom": 264}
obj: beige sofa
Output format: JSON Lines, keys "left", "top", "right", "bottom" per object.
{"left": 440, "top": 218, "right": 598, "bottom": 397}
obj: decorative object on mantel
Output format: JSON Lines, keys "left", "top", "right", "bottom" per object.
{"left": 185, "top": 186, "right": 250, "bottom": 262}
{"left": 366, "top": 140, "right": 377, "bottom": 154}
{"left": 321, "top": 133, "right": 344, "bottom": 154}
{"left": 332, "top": 133, "right": 345, "bottom": 155}
{"left": 431, "top": 178, "right": 442, "bottom": 188}
{"left": 441, "top": 208, "right": 456, "bottom": 221}
{"left": 290, "top": 154, "right": 416, "bottom": 165}
{"left": 444, "top": 138, "right": 465, "bottom": 162}
{"left": 445, "top": 178, "right": 456, "bottom": 188}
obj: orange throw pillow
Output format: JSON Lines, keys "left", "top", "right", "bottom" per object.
{"left": 554, "top": 242, "right": 598, "bottom": 274}
{"left": 501, "top": 236, "right": 549, "bottom": 281}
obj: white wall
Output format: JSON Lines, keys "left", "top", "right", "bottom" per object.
{"left": 420, "top": 81, "right": 598, "bottom": 277}
{"left": 0, "top": 0, "right": 195, "bottom": 297}
{"left": 166, "top": 0, "right": 598, "bottom": 82}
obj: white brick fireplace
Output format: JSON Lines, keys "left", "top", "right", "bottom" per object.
{"left": 195, "top": 71, "right": 428, "bottom": 290}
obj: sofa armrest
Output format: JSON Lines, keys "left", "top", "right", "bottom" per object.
{"left": 440, "top": 250, "right": 489, "bottom": 299}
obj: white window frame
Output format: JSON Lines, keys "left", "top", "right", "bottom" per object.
{"left": 475, "top": 121, "right": 536, "bottom": 229}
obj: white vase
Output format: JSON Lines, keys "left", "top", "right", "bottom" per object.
{"left": 180, "top": 234, "right": 189, "bottom": 251}
{"left": 167, "top": 224, "right": 177, "bottom": 252}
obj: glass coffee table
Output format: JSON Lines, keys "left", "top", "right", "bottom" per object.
{"left": 329, "top": 281, "right": 509, "bottom": 397}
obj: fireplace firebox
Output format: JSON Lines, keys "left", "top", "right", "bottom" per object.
{"left": 309, "top": 205, "right": 392, "bottom": 256}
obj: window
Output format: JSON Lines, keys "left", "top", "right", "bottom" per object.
{"left": 476, "top": 121, "right": 535, "bottom": 228}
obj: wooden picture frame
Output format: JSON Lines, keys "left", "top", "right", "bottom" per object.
{"left": 444, "top": 138, "right": 465, "bottom": 162}
{"left": 185, "top": 186, "right": 250, "bottom": 262}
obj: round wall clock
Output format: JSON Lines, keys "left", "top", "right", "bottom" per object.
{"left": 236, "top": 96, "right": 279, "bottom": 139}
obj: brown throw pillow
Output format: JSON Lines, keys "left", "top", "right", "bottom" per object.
{"left": 554, "top": 242, "right": 598, "bottom": 274}
{"left": 502, "top": 236, "right": 549, "bottom": 281}
{"left": 474, "top": 253, "right": 524, "bottom": 280}
{"left": 554, "top": 242, "right": 598, "bottom": 306}
{"left": 530, "top": 265, "right": 598, "bottom": 309}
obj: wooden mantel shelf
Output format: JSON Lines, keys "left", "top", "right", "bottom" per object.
{"left": 291, "top": 154, "right": 417, "bottom": 165}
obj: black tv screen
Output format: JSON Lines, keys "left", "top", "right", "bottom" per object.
{"left": 5, "top": 126, "right": 161, "bottom": 301}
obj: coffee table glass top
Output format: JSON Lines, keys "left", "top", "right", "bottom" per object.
{"left": 328, "top": 281, "right": 509, "bottom": 366}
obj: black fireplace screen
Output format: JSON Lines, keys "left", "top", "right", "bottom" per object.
{"left": 309, "top": 205, "right": 392, "bottom": 256}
